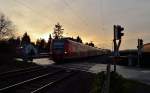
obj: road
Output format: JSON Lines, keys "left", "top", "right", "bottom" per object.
{"left": 33, "top": 58, "right": 150, "bottom": 85}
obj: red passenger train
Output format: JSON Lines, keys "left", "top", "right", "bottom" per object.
{"left": 51, "top": 38, "right": 110, "bottom": 62}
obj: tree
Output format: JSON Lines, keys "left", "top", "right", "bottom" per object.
{"left": 16, "top": 37, "right": 21, "bottom": 47}
{"left": 85, "top": 41, "right": 95, "bottom": 47}
{"left": 46, "top": 34, "right": 52, "bottom": 50}
{"left": 8, "top": 37, "right": 21, "bottom": 47}
{"left": 36, "top": 38, "right": 47, "bottom": 50}
{"left": 76, "top": 36, "right": 82, "bottom": 43}
{"left": 88, "top": 41, "right": 95, "bottom": 47}
{"left": 21, "top": 32, "right": 31, "bottom": 45}
{"left": 36, "top": 39, "right": 40, "bottom": 47}
{"left": 85, "top": 42, "right": 89, "bottom": 45}
{"left": 0, "top": 13, "right": 15, "bottom": 40}
{"left": 40, "top": 39, "right": 46, "bottom": 49}
{"left": 53, "top": 23, "right": 64, "bottom": 39}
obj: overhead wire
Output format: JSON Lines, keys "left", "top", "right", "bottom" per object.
{"left": 13, "top": 0, "right": 65, "bottom": 36}
{"left": 62, "top": 0, "right": 90, "bottom": 29}
{"left": 99, "top": 0, "right": 113, "bottom": 49}
{"left": 13, "top": 0, "right": 61, "bottom": 24}
{"left": 99, "top": 0, "right": 105, "bottom": 31}
{"left": 13, "top": 0, "right": 111, "bottom": 48}
{"left": 62, "top": 0, "right": 111, "bottom": 48}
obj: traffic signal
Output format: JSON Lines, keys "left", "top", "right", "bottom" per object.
{"left": 114, "top": 25, "right": 124, "bottom": 40}
{"left": 138, "top": 39, "right": 143, "bottom": 48}
{"left": 117, "top": 25, "right": 124, "bottom": 40}
{"left": 140, "top": 39, "right": 143, "bottom": 47}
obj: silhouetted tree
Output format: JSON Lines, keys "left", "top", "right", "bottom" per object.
{"left": 40, "top": 39, "right": 46, "bottom": 49}
{"left": 31, "top": 42, "right": 35, "bottom": 46}
{"left": 0, "top": 13, "right": 15, "bottom": 40}
{"left": 0, "top": 37, "right": 20, "bottom": 63}
{"left": 88, "top": 41, "right": 95, "bottom": 47}
{"left": 35, "top": 39, "right": 40, "bottom": 53}
{"left": 85, "top": 41, "right": 95, "bottom": 47}
{"left": 8, "top": 37, "right": 21, "bottom": 47}
{"left": 21, "top": 32, "right": 31, "bottom": 45}
{"left": 85, "top": 42, "right": 89, "bottom": 45}
{"left": 46, "top": 34, "right": 52, "bottom": 51}
{"left": 36, "top": 39, "right": 40, "bottom": 47}
{"left": 16, "top": 37, "right": 21, "bottom": 47}
{"left": 36, "top": 38, "right": 47, "bottom": 52}
{"left": 53, "top": 23, "right": 64, "bottom": 39}
{"left": 76, "top": 36, "right": 82, "bottom": 43}
{"left": 0, "top": 40, "right": 16, "bottom": 63}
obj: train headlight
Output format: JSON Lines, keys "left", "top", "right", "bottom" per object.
{"left": 64, "top": 51, "right": 67, "bottom": 54}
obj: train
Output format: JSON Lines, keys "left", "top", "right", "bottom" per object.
{"left": 51, "top": 38, "right": 111, "bottom": 63}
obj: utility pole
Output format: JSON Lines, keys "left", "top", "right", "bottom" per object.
{"left": 102, "top": 59, "right": 111, "bottom": 93}
{"left": 113, "top": 25, "right": 124, "bottom": 72}
{"left": 105, "top": 62, "right": 111, "bottom": 93}
{"left": 137, "top": 39, "right": 143, "bottom": 67}
{"left": 103, "top": 25, "right": 124, "bottom": 93}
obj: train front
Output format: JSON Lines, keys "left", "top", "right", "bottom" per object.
{"left": 51, "top": 39, "right": 67, "bottom": 62}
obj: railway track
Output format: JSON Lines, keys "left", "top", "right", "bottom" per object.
{"left": 51, "top": 62, "right": 97, "bottom": 72}
{"left": 0, "top": 66, "right": 77, "bottom": 93}
{"left": 0, "top": 66, "right": 42, "bottom": 78}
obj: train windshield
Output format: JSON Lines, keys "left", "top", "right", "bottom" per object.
{"left": 53, "top": 40, "right": 64, "bottom": 50}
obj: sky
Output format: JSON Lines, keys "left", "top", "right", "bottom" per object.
{"left": 0, "top": 0, "right": 150, "bottom": 50}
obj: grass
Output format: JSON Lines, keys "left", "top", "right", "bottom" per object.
{"left": 91, "top": 71, "right": 150, "bottom": 93}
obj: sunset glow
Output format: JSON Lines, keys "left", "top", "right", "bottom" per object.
{"left": 0, "top": 0, "right": 150, "bottom": 49}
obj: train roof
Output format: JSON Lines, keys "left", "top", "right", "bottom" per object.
{"left": 53, "top": 38, "right": 111, "bottom": 51}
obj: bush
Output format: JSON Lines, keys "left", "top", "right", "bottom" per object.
{"left": 91, "top": 71, "right": 150, "bottom": 93}
{"left": 0, "top": 40, "right": 16, "bottom": 64}
{"left": 90, "top": 71, "right": 105, "bottom": 93}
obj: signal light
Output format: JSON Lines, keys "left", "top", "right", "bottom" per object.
{"left": 114, "top": 25, "right": 124, "bottom": 40}
{"left": 117, "top": 25, "right": 124, "bottom": 40}
{"left": 137, "top": 39, "right": 143, "bottom": 48}
{"left": 64, "top": 51, "right": 67, "bottom": 54}
{"left": 140, "top": 39, "right": 143, "bottom": 47}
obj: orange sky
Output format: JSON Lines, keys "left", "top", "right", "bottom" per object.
{"left": 1, "top": 0, "right": 150, "bottom": 49}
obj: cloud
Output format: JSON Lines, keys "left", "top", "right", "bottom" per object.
{"left": 0, "top": 0, "right": 150, "bottom": 49}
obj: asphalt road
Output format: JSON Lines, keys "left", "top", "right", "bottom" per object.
{"left": 33, "top": 58, "right": 150, "bottom": 85}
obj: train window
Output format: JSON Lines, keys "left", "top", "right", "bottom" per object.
{"left": 53, "top": 42, "right": 64, "bottom": 49}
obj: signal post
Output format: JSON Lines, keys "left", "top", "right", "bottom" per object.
{"left": 113, "top": 25, "right": 124, "bottom": 72}
{"left": 137, "top": 39, "right": 143, "bottom": 67}
{"left": 104, "top": 25, "right": 124, "bottom": 93}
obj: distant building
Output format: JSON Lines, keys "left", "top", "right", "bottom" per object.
{"left": 118, "top": 43, "right": 150, "bottom": 66}
{"left": 143, "top": 43, "right": 150, "bottom": 52}
{"left": 119, "top": 43, "right": 150, "bottom": 53}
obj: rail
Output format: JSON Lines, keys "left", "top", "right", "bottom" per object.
{"left": 0, "top": 69, "right": 65, "bottom": 92}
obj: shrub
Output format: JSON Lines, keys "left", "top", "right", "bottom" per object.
{"left": 0, "top": 40, "right": 16, "bottom": 64}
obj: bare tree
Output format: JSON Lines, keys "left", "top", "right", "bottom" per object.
{"left": 46, "top": 34, "right": 52, "bottom": 49}
{"left": 0, "top": 13, "right": 15, "bottom": 40}
{"left": 53, "top": 23, "right": 64, "bottom": 39}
